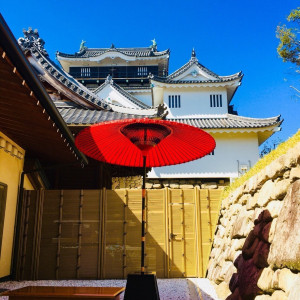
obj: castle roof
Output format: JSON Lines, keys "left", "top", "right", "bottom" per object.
{"left": 169, "top": 114, "right": 281, "bottom": 129}
{"left": 94, "top": 75, "right": 150, "bottom": 109}
{"left": 18, "top": 28, "right": 110, "bottom": 110}
{"left": 57, "top": 46, "right": 170, "bottom": 59}
{"left": 59, "top": 108, "right": 154, "bottom": 125}
{"left": 150, "top": 51, "right": 243, "bottom": 84}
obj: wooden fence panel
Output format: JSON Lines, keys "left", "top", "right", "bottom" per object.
{"left": 80, "top": 190, "right": 102, "bottom": 279}
{"left": 18, "top": 187, "right": 222, "bottom": 279}
{"left": 145, "top": 189, "right": 166, "bottom": 277}
{"left": 38, "top": 190, "right": 60, "bottom": 279}
{"left": 103, "top": 190, "right": 125, "bottom": 279}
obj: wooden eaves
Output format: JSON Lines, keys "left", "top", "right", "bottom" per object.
{"left": 0, "top": 14, "right": 88, "bottom": 166}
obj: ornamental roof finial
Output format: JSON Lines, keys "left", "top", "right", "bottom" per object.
{"left": 105, "top": 74, "right": 113, "bottom": 84}
{"left": 191, "top": 48, "right": 196, "bottom": 58}
{"left": 110, "top": 43, "right": 115, "bottom": 49}
{"left": 150, "top": 38, "right": 157, "bottom": 51}
{"left": 18, "top": 27, "right": 48, "bottom": 56}
{"left": 79, "top": 40, "right": 87, "bottom": 52}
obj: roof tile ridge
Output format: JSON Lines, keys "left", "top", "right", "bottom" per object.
{"left": 228, "top": 113, "right": 282, "bottom": 123}
{"left": 32, "top": 47, "right": 111, "bottom": 110}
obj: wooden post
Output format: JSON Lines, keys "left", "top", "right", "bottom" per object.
{"left": 97, "top": 189, "right": 102, "bottom": 279}
{"left": 31, "top": 189, "right": 44, "bottom": 279}
{"left": 165, "top": 188, "right": 170, "bottom": 278}
{"left": 141, "top": 156, "right": 146, "bottom": 275}
{"left": 56, "top": 190, "right": 63, "bottom": 279}
{"left": 123, "top": 190, "right": 128, "bottom": 278}
{"left": 101, "top": 188, "right": 107, "bottom": 279}
{"left": 15, "top": 189, "right": 27, "bottom": 280}
{"left": 77, "top": 190, "right": 84, "bottom": 279}
{"left": 20, "top": 191, "right": 31, "bottom": 280}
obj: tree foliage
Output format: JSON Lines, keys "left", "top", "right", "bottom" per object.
{"left": 277, "top": 7, "right": 300, "bottom": 65}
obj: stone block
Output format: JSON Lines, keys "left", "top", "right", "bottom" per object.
{"left": 290, "top": 166, "right": 300, "bottom": 181}
{"left": 219, "top": 261, "right": 236, "bottom": 282}
{"left": 284, "top": 143, "right": 300, "bottom": 168}
{"left": 247, "top": 193, "right": 259, "bottom": 210}
{"left": 231, "top": 208, "right": 254, "bottom": 238}
{"left": 283, "top": 170, "right": 291, "bottom": 179}
{"left": 268, "top": 218, "right": 277, "bottom": 244}
{"left": 253, "top": 240, "right": 270, "bottom": 269}
{"left": 229, "top": 272, "right": 239, "bottom": 293}
{"left": 271, "top": 179, "right": 290, "bottom": 200}
{"left": 239, "top": 194, "right": 251, "bottom": 205}
{"left": 271, "top": 290, "right": 287, "bottom": 300}
{"left": 242, "top": 231, "right": 259, "bottom": 259}
{"left": 238, "top": 258, "right": 263, "bottom": 299}
{"left": 201, "top": 183, "right": 218, "bottom": 189}
{"left": 268, "top": 180, "right": 300, "bottom": 271}
{"left": 254, "top": 296, "right": 272, "bottom": 300}
{"left": 266, "top": 200, "right": 283, "bottom": 218}
{"left": 145, "top": 183, "right": 153, "bottom": 189}
{"left": 234, "top": 250, "right": 242, "bottom": 262}
{"left": 169, "top": 183, "right": 179, "bottom": 189}
{"left": 277, "top": 268, "right": 299, "bottom": 294}
{"left": 257, "top": 267, "right": 275, "bottom": 292}
{"left": 152, "top": 183, "right": 162, "bottom": 189}
{"left": 288, "top": 277, "right": 300, "bottom": 300}
{"left": 232, "top": 238, "right": 246, "bottom": 251}
{"left": 257, "top": 180, "right": 275, "bottom": 207}
{"left": 179, "top": 184, "right": 194, "bottom": 189}
{"left": 214, "top": 281, "right": 231, "bottom": 300}
{"left": 254, "top": 207, "right": 264, "bottom": 220}
{"left": 265, "top": 156, "right": 289, "bottom": 180}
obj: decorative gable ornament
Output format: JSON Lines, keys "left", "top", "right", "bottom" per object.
{"left": 18, "top": 28, "right": 48, "bottom": 56}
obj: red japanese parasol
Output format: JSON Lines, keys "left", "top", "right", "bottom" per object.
{"left": 75, "top": 118, "right": 215, "bottom": 299}
{"left": 75, "top": 118, "right": 215, "bottom": 168}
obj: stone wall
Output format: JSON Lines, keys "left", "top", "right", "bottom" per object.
{"left": 112, "top": 176, "right": 229, "bottom": 190}
{"left": 207, "top": 141, "right": 300, "bottom": 300}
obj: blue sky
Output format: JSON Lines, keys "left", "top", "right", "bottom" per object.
{"left": 1, "top": 1, "right": 299, "bottom": 146}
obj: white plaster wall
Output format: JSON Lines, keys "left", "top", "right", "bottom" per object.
{"left": 148, "top": 132, "right": 259, "bottom": 179}
{"left": 131, "top": 92, "right": 152, "bottom": 107}
{"left": 95, "top": 85, "right": 137, "bottom": 108}
{"left": 163, "top": 87, "right": 228, "bottom": 117}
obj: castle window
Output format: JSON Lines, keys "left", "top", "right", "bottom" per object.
{"left": 210, "top": 94, "right": 222, "bottom": 107}
{"left": 0, "top": 183, "right": 7, "bottom": 257}
{"left": 80, "top": 67, "right": 91, "bottom": 77}
{"left": 137, "top": 67, "right": 148, "bottom": 76}
{"left": 168, "top": 95, "right": 181, "bottom": 108}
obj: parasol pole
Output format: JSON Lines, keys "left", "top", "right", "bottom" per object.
{"left": 141, "top": 155, "right": 146, "bottom": 275}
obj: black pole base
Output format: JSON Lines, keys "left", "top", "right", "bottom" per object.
{"left": 124, "top": 273, "right": 160, "bottom": 300}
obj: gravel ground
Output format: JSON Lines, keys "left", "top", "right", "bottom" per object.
{"left": 0, "top": 279, "right": 218, "bottom": 300}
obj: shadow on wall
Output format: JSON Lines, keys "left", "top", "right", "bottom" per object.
{"left": 16, "top": 190, "right": 185, "bottom": 280}
{"left": 226, "top": 210, "right": 272, "bottom": 300}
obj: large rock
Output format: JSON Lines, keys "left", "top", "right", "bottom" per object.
{"left": 257, "top": 267, "right": 275, "bottom": 292}
{"left": 238, "top": 258, "right": 263, "bottom": 299}
{"left": 271, "top": 179, "right": 290, "bottom": 200}
{"left": 257, "top": 180, "right": 275, "bottom": 207}
{"left": 268, "top": 180, "right": 300, "bottom": 271}
{"left": 290, "top": 166, "right": 300, "bottom": 181}
{"left": 288, "top": 277, "right": 300, "bottom": 300}
{"left": 276, "top": 268, "right": 299, "bottom": 294}
{"left": 271, "top": 290, "right": 287, "bottom": 300}
{"left": 266, "top": 200, "right": 283, "bottom": 218}
{"left": 214, "top": 281, "right": 231, "bottom": 300}
{"left": 231, "top": 207, "right": 254, "bottom": 238}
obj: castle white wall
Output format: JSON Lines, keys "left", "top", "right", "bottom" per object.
{"left": 131, "top": 92, "right": 152, "bottom": 107}
{"left": 95, "top": 85, "right": 138, "bottom": 108}
{"left": 148, "top": 132, "right": 259, "bottom": 179}
{"left": 163, "top": 86, "right": 228, "bottom": 117}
